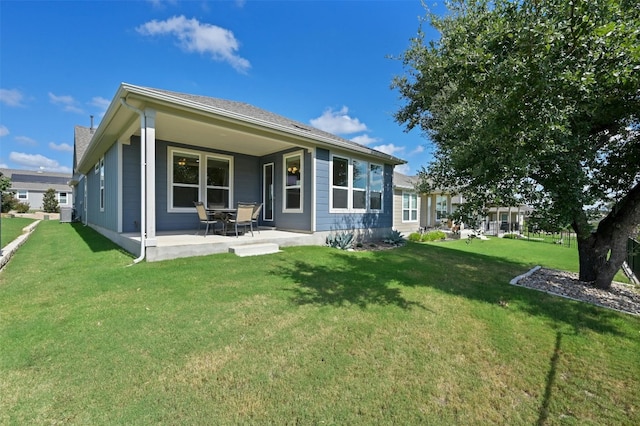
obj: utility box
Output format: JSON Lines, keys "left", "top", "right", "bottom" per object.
{"left": 60, "top": 207, "right": 73, "bottom": 223}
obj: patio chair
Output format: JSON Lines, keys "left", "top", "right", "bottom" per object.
{"left": 228, "top": 203, "right": 254, "bottom": 237}
{"left": 193, "top": 201, "right": 217, "bottom": 237}
{"left": 251, "top": 203, "right": 263, "bottom": 234}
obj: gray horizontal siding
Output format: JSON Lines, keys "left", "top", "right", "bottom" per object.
{"left": 315, "top": 149, "right": 394, "bottom": 233}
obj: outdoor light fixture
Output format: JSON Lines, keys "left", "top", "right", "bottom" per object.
{"left": 177, "top": 158, "right": 187, "bottom": 166}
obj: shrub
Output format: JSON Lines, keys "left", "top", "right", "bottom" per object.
{"left": 421, "top": 230, "right": 446, "bottom": 242}
{"left": 408, "top": 232, "right": 422, "bottom": 242}
{"left": 383, "top": 230, "right": 405, "bottom": 246}
{"left": 326, "top": 232, "right": 355, "bottom": 250}
{"left": 1, "top": 191, "right": 17, "bottom": 213}
{"left": 42, "top": 188, "right": 59, "bottom": 213}
{"left": 14, "top": 202, "right": 30, "bottom": 213}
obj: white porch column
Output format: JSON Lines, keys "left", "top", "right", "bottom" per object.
{"left": 145, "top": 108, "right": 157, "bottom": 245}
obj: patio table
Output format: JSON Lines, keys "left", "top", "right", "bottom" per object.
{"left": 206, "top": 208, "right": 237, "bottom": 235}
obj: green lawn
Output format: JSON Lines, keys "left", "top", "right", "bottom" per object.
{"left": 1, "top": 222, "right": 639, "bottom": 424}
{"left": 0, "top": 216, "right": 35, "bottom": 248}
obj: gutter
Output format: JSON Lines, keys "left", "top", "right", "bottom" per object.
{"left": 119, "top": 97, "right": 147, "bottom": 264}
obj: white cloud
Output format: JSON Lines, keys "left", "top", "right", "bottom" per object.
{"left": 137, "top": 15, "right": 251, "bottom": 72}
{"left": 0, "top": 125, "right": 9, "bottom": 137}
{"left": 89, "top": 96, "right": 110, "bottom": 121}
{"left": 0, "top": 88, "right": 25, "bottom": 107}
{"left": 409, "top": 145, "right": 425, "bottom": 155}
{"left": 394, "top": 164, "right": 411, "bottom": 175}
{"left": 9, "top": 152, "right": 71, "bottom": 173}
{"left": 90, "top": 96, "right": 110, "bottom": 110}
{"left": 49, "top": 92, "right": 85, "bottom": 114}
{"left": 15, "top": 136, "right": 38, "bottom": 146}
{"left": 350, "top": 134, "right": 380, "bottom": 145}
{"left": 373, "top": 143, "right": 404, "bottom": 156}
{"left": 310, "top": 106, "right": 368, "bottom": 135}
{"left": 49, "top": 142, "right": 73, "bottom": 152}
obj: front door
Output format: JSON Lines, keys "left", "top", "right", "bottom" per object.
{"left": 263, "top": 163, "right": 274, "bottom": 222}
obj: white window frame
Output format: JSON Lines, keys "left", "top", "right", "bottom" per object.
{"left": 283, "top": 151, "right": 304, "bottom": 213}
{"left": 58, "top": 192, "right": 68, "bottom": 206}
{"left": 329, "top": 154, "right": 384, "bottom": 213}
{"left": 167, "top": 147, "right": 234, "bottom": 213}
{"left": 368, "top": 162, "right": 384, "bottom": 212}
{"left": 402, "top": 191, "right": 418, "bottom": 223}
{"left": 17, "top": 190, "right": 28, "bottom": 200}
{"left": 168, "top": 148, "right": 202, "bottom": 213}
{"left": 352, "top": 159, "right": 368, "bottom": 212}
{"left": 99, "top": 156, "right": 105, "bottom": 211}
{"left": 205, "top": 153, "right": 234, "bottom": 208}
{"left": 330, "top": 155, "right": 350, "bottom": 213}
{"left": 435, "top": 195, "right": 448, "bottom": 221}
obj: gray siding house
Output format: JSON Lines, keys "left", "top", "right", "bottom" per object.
{"left": 71, "top": 83, "right": 405, "bottom": 261}
{"left": 1, "top": 168, "right": 73, "bottom": 211}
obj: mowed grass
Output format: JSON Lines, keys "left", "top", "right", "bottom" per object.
{"left": 1, "top": 222, "right": 639, "bottom": 425}
{"left": 0, "top": 216, "right": 35, "bottom": 248}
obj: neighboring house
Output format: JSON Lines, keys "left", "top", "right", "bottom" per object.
{"left": 482, "top": 204, "right": 532, "bottom": 235}
{"left": 392, "top": 172, "right": 463, "bottom": 234}
{"left": 0, "top": 168, "right": 73, "bottom": 211}
{"left": 393, "top": 172, "right": 530, "bottom": 236}
{"left": 71, "top": 83, "right": 405, "bottom": 260}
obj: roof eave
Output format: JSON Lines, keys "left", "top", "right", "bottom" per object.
{"left": 78, "top": 83, "right": 406, "bottom": 172}
{"left": 123, "top": 84, "right": 406, "bottom": 165}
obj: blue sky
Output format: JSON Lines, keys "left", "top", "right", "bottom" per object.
{"left": 1, "top": 0, "right": 444, "bottom": 175}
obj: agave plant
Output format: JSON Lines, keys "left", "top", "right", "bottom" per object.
{"left": 326, "top": 232, "right": 355, "bottom": 250}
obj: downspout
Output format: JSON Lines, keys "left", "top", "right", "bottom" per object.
{"left": 83, "top": 175, "right": 88, "bottom": 226}
{"left": 119, "top": 98, "right": 147, "bottom": 264}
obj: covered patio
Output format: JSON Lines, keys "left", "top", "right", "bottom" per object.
{"left": 118, "top": 227, "right": 323, "bottom": 262}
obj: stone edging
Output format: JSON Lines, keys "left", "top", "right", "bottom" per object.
{"left": 509, "top": 266, "right": 639, "bottom": 317}
{"left": 0, "top": 220, "right": 41, "bottom": 271}
{"left": 509, "top": 265, "right": 541, "bottom": 285}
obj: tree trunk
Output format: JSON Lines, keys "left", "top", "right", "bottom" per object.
{"left": 575, "top": 231, "right": 626, "bottom": 289}
{"left": 574, "top": 183, "right": 640, "bottom": 290}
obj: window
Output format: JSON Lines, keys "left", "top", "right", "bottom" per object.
{"left": 17, "top": 190, "right": 28, "bottom": 200}
{"left": 99, "top": 157, "right": 105, "bottom": 211}
{"left": 352, "top": 160, "right": 367, "bottom": 210}
{"left": 284, "top": 152, "right": 303, "bottom": 212}
{"left": 435, "top": 195, "right": 447, "bottom": 221}
{"left": 168, "top": 147, "right": 234, "bottom": 212}
{"left": 402, "top": 192, "right": 418, "bottom": 222}
{"left": 332, "top": 156, "right": 349, "bottom": 209}
{"left": 59, "top": 192, "right": 68, "bottom": 205}
{"left": 171, "top": 151, "right": 200, "bottom": 209}
{"left": 206, "top": 156, "right": 230, "bottom": 207}
{"left": 330, "top": 155, "right": 384, "bottom": 212}
{"left": 369, "top": 164, "right": 383, "bottom": 210}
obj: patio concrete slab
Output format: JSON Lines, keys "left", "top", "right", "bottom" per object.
{"left": 119, "top": 228, "right": 324, "bottom": 262}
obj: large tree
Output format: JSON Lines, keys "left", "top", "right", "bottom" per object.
{"left": 393, "top": 0, "right": 640, "bottom": 289}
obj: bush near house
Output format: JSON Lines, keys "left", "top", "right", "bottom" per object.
{"left": 14, "top": 202, "right": 30, "bottom": 213}
{"left": 1, "top": 192, "right": 17, "bottom": 213}
{"left": 422, "top": 230, "right": 447, "bottom": 241}
{"left": 42, "top": 188, "right": 59, "bottom": 213}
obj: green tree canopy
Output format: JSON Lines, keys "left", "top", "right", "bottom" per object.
{"left": 393, "top": 0, "right": 640, "bottom": 288}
